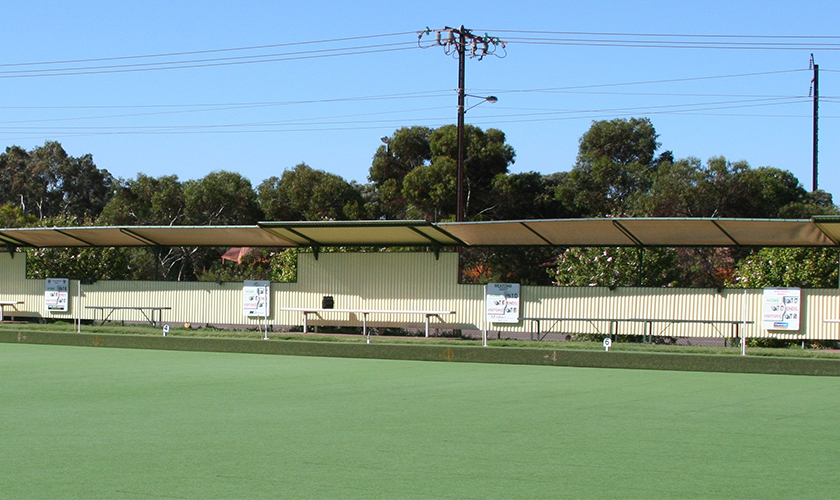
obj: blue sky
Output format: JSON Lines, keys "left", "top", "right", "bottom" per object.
{"left": 2, "top": 1, "right": 839, "bottom": 205}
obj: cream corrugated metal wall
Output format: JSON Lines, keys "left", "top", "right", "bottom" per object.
{"left": 0, "top": 254, "right": 41, "bottom": 304}
{"left": 2, "top": 251, "right": 839, "bottom": 339}
{"left": 274, "top": 252, "right": 470, "bottom": 329}
{"left": 506, "top": 286, "right": 760, "bottom": 338}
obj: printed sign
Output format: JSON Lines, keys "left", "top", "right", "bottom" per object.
{"left": 486, "top": 283, "right": 520, "bottom": 324}
{"left": 762, "top": 287, "right": 800, "bottom": 331}
{"left": 45, "top": 278, "right": 69, "bottom": 312}
{"left": 243, "top": 280, "right": 271, "bottom": 317}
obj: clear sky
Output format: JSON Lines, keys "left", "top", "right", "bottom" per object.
{"left": 2, "top": 1, "right": 838, "bottom": 205}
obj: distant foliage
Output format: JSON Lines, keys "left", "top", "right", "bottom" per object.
{"left": 550, "top": 247, "right": 683, "bottom": 287}
{"left": 729, "top": 248, "right": 840, "bottom": 288}
{"left": 26, "top": 246, "right": 135, "bottom": 281}
{"left": 198, "top": 248, "right": 298, "bottom": 283}
{"left": 0, "top": 203, "right": 37, "bottom": 228}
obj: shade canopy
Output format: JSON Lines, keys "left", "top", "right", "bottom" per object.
{"left": 0, "top": 218, "right": 837, "bottom": 250}
{"left": 438, "top": 218, "right": 836, "bottom": 247}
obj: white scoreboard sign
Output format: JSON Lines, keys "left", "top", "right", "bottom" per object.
{"left": 243, "top": 280, "right": 270, "bottom": 317}
{"left": 762, "top": 287, "right": 800, "bottom": 331}
{"left": 45, "top": 278, "right": 69, "bottom": 312}
{"left": 486, "top": 283, "right": 521, "bottom": 324}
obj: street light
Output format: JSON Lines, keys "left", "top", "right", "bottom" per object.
{"left": 465, "top": 94, "right": 498, "bottom": 112}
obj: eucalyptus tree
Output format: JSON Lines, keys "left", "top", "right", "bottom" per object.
{"left": 99, "top": 173, "right": 186, "bottom": 226}
{"left": 258, "top": 163, "right": 364, "bottom": 221}
{"left": 369, "top": 126, "right": 432, "bottom": 219}
{"left": 374, "top": 124, "right": 515, "bottom": 221}
{"left": 184, "top": 170, "right": 263, "bottom": 225}
{"left": 0, "top": 142, "right": 112, "bottom": 221}
{"left": 559, "top": 118, "right": 661, "bottom": 217}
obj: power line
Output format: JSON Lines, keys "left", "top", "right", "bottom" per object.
{"left": 0, "top": 90, "right": 452, "bottom": 110}
{"left": 6, "top": 29, "right": 835, "bottom": 71}
{"left": 0, "top": 105, "right": 455, "bottom": 129}
{"left": 0, "top": 32, "right": 417, "bottom": 68}
{"left": 0, "top": 28, "right": 832, "bottom": 146}
{"left": 477, "top": 69, "right": 808, "bottom": 94}
{"left": 0, "top": 90, "right": 454, "bottom": 125}
{"left": 502, "top": 37, "right": 840, "bottom": 50}
{"left": 503, "top": 90, "right": 812, "bottom": 99}
{"left": 0, "top": 42, "right": 418, "bottom": 79}
{"left": 481, "top": 30, "right": 840, "bottom": 50}
{"left": 0, "top": 97, "right": 815, "bottom": 137}
{"left": 0, "top": 71, "right": 828, "bottom": 132}
{"left": 483, "top": 29, "right": 840, "bottom": 39}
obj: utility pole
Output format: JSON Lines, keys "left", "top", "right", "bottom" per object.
{"left": 418, "top": 27, "right": 505, "bottom": 221}
{"left": 456, "top": 27, "right": 467, "bottom": 222}
{"left": 811, "top": 54, "right": 819, "bottom": 192}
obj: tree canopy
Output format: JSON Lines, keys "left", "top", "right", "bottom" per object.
{"left": 373, "top": 124, "right": 516, "bottom": 221}
{"left": 2, "top": 118, "right": 837, "bottom": 286}
{"left": 558, "top": 118, "right": 663, "bottom": 217}
{"left": 258, "top": 163, "right": 363, "bottom": 221}
{"left": 0, "top": 142, "right": 113, "bottom": 221}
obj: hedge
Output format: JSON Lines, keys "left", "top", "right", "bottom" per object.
{"left": 2, "top": 330, "right": 839, "bottom": 376}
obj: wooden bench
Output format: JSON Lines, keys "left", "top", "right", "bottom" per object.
{"left": 85, "top": 306, "right": 171, "bottom": 327}
{"left": 523, "top": 317, "right": 754, "bottom": 342}
{"left": 0, "top": 301, "right": 24, "bottom": 322}
{"left": 280, "top": 308, "right": 456, "bottom": 343}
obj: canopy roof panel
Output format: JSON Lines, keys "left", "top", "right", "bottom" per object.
{"left": 436, "top": 221, "right": 555, "bottom": 246}
{"left": 438, "top": 218, "right": 837, "bottom": 247}
{"left": 0, "top": 226, "right": 295, "bottom": 248}
{"left": 0, "top": 218, "right": 838, "bottom": 249}
{"left": 713, "top": 219, "right": 833, "bottom": 247}
{"left": 259, "top": 221, "right": 463, "bottom": 247}
{"left": 614, "top": 219, "right": 736, "bottom": 246}
{"left": 813, "top": 216, "right": 840, "bottom": 245}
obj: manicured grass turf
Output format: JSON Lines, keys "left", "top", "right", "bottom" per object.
{"left": 2, "top": 343, "right": 838, "bottom": 499}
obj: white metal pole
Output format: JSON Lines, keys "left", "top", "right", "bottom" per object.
{"left": 76, "top": 280, "right": 81, "bottom": 333}
{"left": 483, "top": 285, "right": 488, "bottom": 347}
{"left": 263, "top": 284, "right": 269, "bottom": 340}
{"left": 741, "top": 289, "right": 748, "bottom": 356}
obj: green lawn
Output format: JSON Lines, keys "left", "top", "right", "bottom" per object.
{"left": 1, "top": 343, "right": 838, "bottom": 499}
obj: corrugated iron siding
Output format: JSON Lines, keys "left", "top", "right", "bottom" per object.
{"left": 499, "top": 287, "right": 761, "bottom": 338}
{"left": 3, "top": 251, "right": 840, "bottom": 338}
{"left": 0, "top": 254, "right": 43, "bottom": 316}
{"left": 278, "top": 252, "right": 468, "bottom": 329}
{"left": 803, "top": 290, "right": 840, "bottom": 341}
